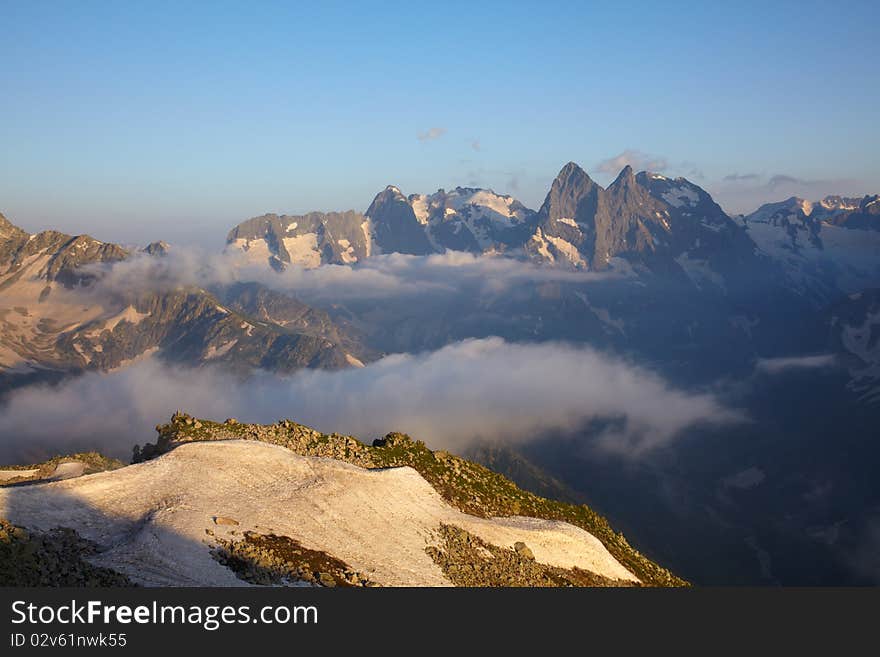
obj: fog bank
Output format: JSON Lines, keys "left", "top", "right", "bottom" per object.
{"left": 0, "top": 338, "right": 737, "bottom": 464}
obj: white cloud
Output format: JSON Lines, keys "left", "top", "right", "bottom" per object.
{"left": 595, "top": 149, "right": 669, "bottom": 175}
{"left": 0, "top": 338, "right": 738, "bottom": 463}
{"left": 81, "top": 248, "right": 615, "bottom": 304}
{"left": 754, "top": 354, "right": 837, "bottom": 374}
{"left": 417, "top": 127, "right": 447, "bottom": 142}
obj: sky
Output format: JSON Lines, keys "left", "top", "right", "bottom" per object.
{"left": 2, "top": 0, "right": 878, "bottom": 246}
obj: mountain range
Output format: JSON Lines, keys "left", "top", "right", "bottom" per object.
{"left": 0, "top": 213, "right": 370, "bottom": 393}
{"left": 2, "top": 160, "right": 880, "bottom": 586}
{"left": 226, "top": 162, "right": 880, "bottom": 300}
{"left": 4, "top": 160, "right": 879, "bottom": 424}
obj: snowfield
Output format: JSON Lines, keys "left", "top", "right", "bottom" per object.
{"left": 0, "top": 440, "right": 638, "bottom": 587}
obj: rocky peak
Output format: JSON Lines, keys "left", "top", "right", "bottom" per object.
{"left": 0, "top": 212, "right": 28, "bottom": 242}
{"left": 860, "top": 194, "right": 879, "bottom": 211}
{"left": 366, "top": 185, "right": 408, "bottom": 215}
{"left": 365, "top": 186, "right": 434, "bottom": 256}
{"left": 605, "top": 165, "right": 646, "bottom": 206}
{"left": 538, "top": 161, "right": 603, "bottom": 224}
{"left": 819, "top": 195, "right": 861, "bottom": 212}
{"left": 550, "top": 161, "right": 596, "bottom": 192}
{"left": 142, "top": 241, "right": 171, "bottom": 257}
{"left": 611, "top": 164, "right": 635, "bottom": 185}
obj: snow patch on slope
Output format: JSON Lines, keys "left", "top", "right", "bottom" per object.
{"left": 85, "top": 306, "right": 151, "bottom": 337}
{"left": 203, "top": 340, "right": 238, "bottom": 360}
{"left": 228, "top": 238, "right": 272, "bottom": 266}
{"left": 544, "top": 234, "right": 586, "bottom": 268}
{"left": 0, "top": 441, "right": 638, "bottom": 586}
{"left": 662, "top": 186, "right": 700, "bottom": 208}
{"left": 282, "top": 233, "right": 321, "bottom": 268}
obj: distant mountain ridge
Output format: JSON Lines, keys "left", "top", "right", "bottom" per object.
{"left": 224, "top": 163, "right": 879, "bottom": 309}
{"left": 742, "top": 192, "right": 880, "bottom": 299}
{"left": 229, "top": 162, "right": 758, "bottom": 271}
{"left": 0, "top": 216, "right": 370, "bottom": 393}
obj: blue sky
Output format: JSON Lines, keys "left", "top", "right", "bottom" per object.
{"left": 2, "top": 0, "right": 878, "bottom": 246}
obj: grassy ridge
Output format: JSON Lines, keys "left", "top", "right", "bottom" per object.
{"left": 138, "top": 412, "right": 687, "bottom": 587}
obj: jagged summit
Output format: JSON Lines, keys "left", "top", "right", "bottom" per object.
{"left": 142, "top": 240, "right": 171, "bottom": 256}
{"left": 538, "top": 161, "right": 602, "bottom": 220}
{"left": 0, "top": 212, "right": 29, "bottom": 243}
{"left": 365, "top": 185, "right": 434, "bottom": 256}
{"left": 610, "top": 164, "right": 635, "bottom": 186}
{"left": 557, "top": 160, "right": 591, "bottom": 179}
{"left": 549, "top": 161, "right": 597, "bottom": 190}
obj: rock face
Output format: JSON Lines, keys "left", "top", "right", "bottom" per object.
{"left": 0, "top": 222, "right": 128, "bottom": 288}
{"left": 226, "top": 210, "right": 372, "bottom": 269}
{"left": 527, "top": 162, "right": 603, "bottom": 267}
{"left": 364, "top": 186, "right": 435, "bottom": 256}
{"left": 221, "top": 162, "right": 771, "bottom": 285}
{"left": 212, "top": 531, "right": 376, "bottom": 587}
{"left": 0, "top": 519, "right": 132, "bottom": 587}
{"left": 425, "top": 525, "right": 633, "bottom": 586}
{"left": 829, "top": 289, "right": 880, "bottom": 403}
{"left": 530, "top": 163, "right": 755, "bottom": 275}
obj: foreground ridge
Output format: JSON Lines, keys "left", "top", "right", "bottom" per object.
{"left": 136, "top": 412, "right": 686, "bottom": 587}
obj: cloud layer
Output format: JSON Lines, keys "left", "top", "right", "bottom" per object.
{"left": 0, "top": 338, "right": 737, "bottom": 463}
{"left": 83, "top": 248, "right": 614, "bottom": 305}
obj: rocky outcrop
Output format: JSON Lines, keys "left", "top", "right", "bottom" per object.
{"left": 212, "top": 532, "right": 377, "bottom": 587}
{"left": 0, "top": 519, "right": 132, "bottom": 587}
{"left": 364, "top": 186, "right": 435, "bottom": 256}
{"left": 426, "top": 524, "right": 636, "bottom": 587}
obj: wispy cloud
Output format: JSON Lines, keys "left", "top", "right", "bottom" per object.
{"left": 766, "top": 174, "right": 825, "bottom": 190}
{"left": 417, "top": 127, "right": 447, "bottom": 142}
{"left": 755, "top": 354, "right": 837, "bottom": 374}
{"left": 595, "top": 149, "right": 669, "bottom": 175}
{"left": 723, "top": 173, "right": 761, "bottom": 182}
{"left": 723, "top": 172, "right": 832, "bottom": 189}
